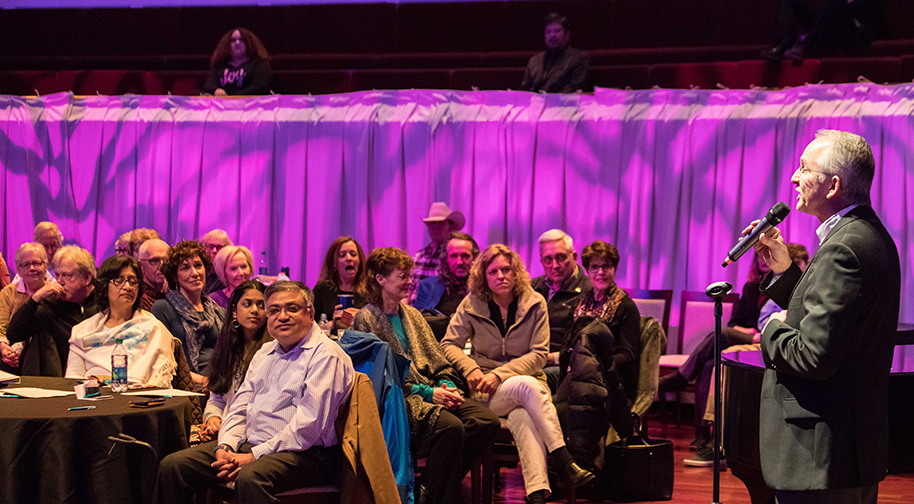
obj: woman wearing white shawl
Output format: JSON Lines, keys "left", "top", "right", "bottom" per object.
{"left": 66, "top": 255, "right": 175, "bottom": 388}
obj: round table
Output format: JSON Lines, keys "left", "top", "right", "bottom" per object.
{"left": 0, "top": 376, "right": 193, "bottom": 504}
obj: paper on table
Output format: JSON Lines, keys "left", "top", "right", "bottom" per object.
{"left": 0, "top": 370, "right": 20, "bottom": 385}
{"left": 121, "top": 389, "right": 205, "bottom": 397}
{"left": 0, "top": 387, "right": 75, "bottom": 398}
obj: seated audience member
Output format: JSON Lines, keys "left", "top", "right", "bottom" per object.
{"left": 351, "top": 247, "right": 499, "bottom": 504}
{"left": 128, "top": 228, "right": 162, "bottom": 257}
{"left": 408, "top": 202, "right": 466, "bottom": 305}
{"left": 157, "top": 281, "right": 354, "bottom": 504}
{"left": 313, "top": 236, "right": 369, "bottom": 331}
{"left": 138, "top": 239, "right": 170, "bottom": 311}
{"left": 530, "top": 229, "right": 590, "bottom": 392}
{"left": 757, "top": 243, "right": 810, "bottom": 329}
{"left": 682, "top": 243, "right": 811, "bottom": 468}
{"left": 440, "top": 244, "right": 594, "bottom": 504}
{"left": 556, "top": 241, "right": 641, "bottom": 472}
{"left": 0, "top": 243, "right": 50, "bottom": 373}
{"left": 152, "top": 240, "right": 225, "bottom": 389}
{"left": 11, "top": 221, "right": 63, "bottom": 284}
{"left": 115, "top": 232, "right": 132, "bottom": 256}
{"left": 7, "top": 246, "right": 98, "bottom": 376}
{"left": 210, "top": 246, "right": 254, "bottom": 309}
{"left": 65, "top": 255, "right": 176, "bottom": 387}
{"left": 761, "top": 0, "right": 877, "bottom": 61}
{"left": 0, "top": 252, "right": 9, "bottom": 288}
{"left": 33, "top": 221, "right": 63, "bottom": 270}
{"left": 520, "top": 13, "right": 590, "bottom": 93}
{"left": 659, "top": 249, "right": 774, "bottom": 449}
{"left": 200, "top": 229, "right": 232, "bottom": 294}
{"left": 415, "top": 232, "right": 479, "bottom": 317}
{"left": 202, "top": 28, "right": 273, "bottom": 97}
{"left": 201, "top": 280, "right": 271, "bottom": 442}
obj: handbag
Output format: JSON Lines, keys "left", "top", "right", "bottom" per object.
{"left": 602, "top": 431, "right": 674, "bottom": 501}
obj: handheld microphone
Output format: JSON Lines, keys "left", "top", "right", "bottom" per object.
{"left": 721, "top": 202, "right": 790, "bottom": 267}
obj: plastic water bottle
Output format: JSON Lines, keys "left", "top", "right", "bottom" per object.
{"left": 318, "top": 313, "right": 332, "bottom": 335}
{"left": 259, "top": 251, "right": 268, "bottom": 276}
{"left": 111, "top": 338, "right": 128, "bottom": 392}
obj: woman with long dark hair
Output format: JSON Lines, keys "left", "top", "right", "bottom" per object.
{"left": 313, "top": 236, "right": 369, "bottom": 331}
{"left": 200, "top": 280, "right": 271, "bottom": 441}
{"left": 202, "top": 27, "right": 273, "bottom": 96}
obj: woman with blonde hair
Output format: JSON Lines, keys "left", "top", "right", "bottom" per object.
{"left": 440, "top": 244, "right": 593, "bottom": 504}
{"left": 209, "top": 245, "right": 254, "bottom": 309}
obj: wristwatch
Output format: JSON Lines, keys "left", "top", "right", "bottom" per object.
{"left": 214, "top": 443, "right": 234, "bottom": 454}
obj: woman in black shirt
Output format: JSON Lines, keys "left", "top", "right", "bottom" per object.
{"left": 203, "top": 28, "right": 273, "bottom": 96}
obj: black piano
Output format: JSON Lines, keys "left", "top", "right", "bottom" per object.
{"left": 721, "top": 333, "right": 914, "bottom": 504}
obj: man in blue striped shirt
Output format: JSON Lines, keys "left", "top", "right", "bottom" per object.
{"left": 157, "top": 281, "right": 355, "bottom": 504}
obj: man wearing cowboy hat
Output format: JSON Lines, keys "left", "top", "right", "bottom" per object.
{"left": 407, "top": 202, "right": 466, "bottom": 305}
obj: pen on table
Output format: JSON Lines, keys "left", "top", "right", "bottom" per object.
{"left": 68, "top": 406, "right": 97, "bottom": 411}
{"left": 0, "top": 393, "right": 24, "bottom": 398}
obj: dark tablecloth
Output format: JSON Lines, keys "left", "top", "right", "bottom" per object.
{"left": 0, "top": 376, "right": 192, "bottom": 504}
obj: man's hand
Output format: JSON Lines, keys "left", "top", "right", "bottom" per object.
{"left": 477, "top": 372, "right": 502, "bottom": 395}
{"left": 31, "top": 282, "right": 63, "bottom": 303}
{"left": 200, "top": 416, "right": 223, "bottom": 441}
{"left": 211, "top": 449, "right": 236, "bottom": 480}
{"left": 546, "top": 351, "right": 560, "bottom": 366}
{"left": 743, "top": 220, "right": 791, "bottom": 274}
{"left": 466, "top": 369, "right": 484, "bottom": 392}
{"left": 213, "top": 450, "right": 255, "bottom": 481}
{"left": 0, "top": 342, "right": 19, "bottom": 367}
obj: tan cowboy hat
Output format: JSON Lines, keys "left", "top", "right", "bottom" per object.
{"left": 422, "top": 202, "right": 465, "bottom": 231}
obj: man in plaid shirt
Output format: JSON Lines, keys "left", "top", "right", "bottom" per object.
{"left": 407, "top": 202, "right": 465, "bottom": 305}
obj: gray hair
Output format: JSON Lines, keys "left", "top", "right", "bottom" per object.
{"left": 200, "top": 229, "right": 233, "bottom": 246}
{"left": 138, "top": 238, "right": 170, "bottom": 258}
{"left": 15, "top": 242, "right": 48, "bottom": 266}
{"left": 53, "top": 245, "right": 97, "bottom": 280}
{"left": 34, "top": 221, "right": 62, "bottom": 242}
{"left": 815, "top": 129, "right": 874, "bottom": 206}
{"left": 264, "top": 281, "right": 315, "bottom": 311}
{"left": 537, "top": 228, "right": 574, "bottom": 253}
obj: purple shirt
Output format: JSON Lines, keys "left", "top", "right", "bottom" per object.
{"left": 218, "top": 322, "right": 354, "bottom": 459}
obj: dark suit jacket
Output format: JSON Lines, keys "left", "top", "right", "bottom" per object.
{"left": 520, "top": 46, "right": 590, "bottom": 93}
{"left": 759, "top": 205, "right": 900, "bottom": 490}
{"left": 531, "top": 266, "right": 591, "bottom": 352}
{"left": 7, "top": 292, "right": 98, "bottom": 376}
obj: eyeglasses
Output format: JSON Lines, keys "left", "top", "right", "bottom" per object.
{"left": 387, "top": 272, "right": 412, "bottom": 282}
{"left": 115, "top": 247, "right": 130, "bottom": 255}
{"left": 204, "top": 244, "right": 226, "bottom": 254}
{"left": 112, "top": 276, "right": 140, "bottom": 288}
{"left": 541, "top": 253, "right": 569, "bottom": 266}
{"left": 796, "top": 165, "right": 830, "bottom": 177}
{"left": 266, "top": 303, "right": 306, "bottom": 318}
{"left": 140, "top": 257, "right": 164, "bottom": 267}
{"left": 587, "top": 264, "right": 614, "bottom": 273}
{"left": 18, "top": 260, "right": 45, "bottom": 269}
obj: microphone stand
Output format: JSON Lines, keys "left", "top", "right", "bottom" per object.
{"left": 705, "top": 281, "right": 733, "bottom": 504}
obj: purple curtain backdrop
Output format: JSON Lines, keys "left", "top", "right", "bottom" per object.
{"left": 0, "top": 85, "right": 911, "bottom": 325}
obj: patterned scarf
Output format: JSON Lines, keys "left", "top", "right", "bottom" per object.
{"left": 573, "top": 284, "right": 627, "bottom": 323}
{"left": 165, "top": 290, "right": 225, "bottom": 372}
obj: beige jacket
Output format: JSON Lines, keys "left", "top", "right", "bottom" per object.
{"left": 440, "top": 286, "right": 549, "bottom": 383}
{"left": 0, "top": 282, "right": 29, "bottom": 343}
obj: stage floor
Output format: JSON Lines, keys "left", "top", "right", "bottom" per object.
{"left": 461, "top": 414, "right": 914, "bottom": 503}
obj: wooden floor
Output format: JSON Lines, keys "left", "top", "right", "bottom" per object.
{"left": 462, "top": 417, "right": 914, "bottom": 504}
